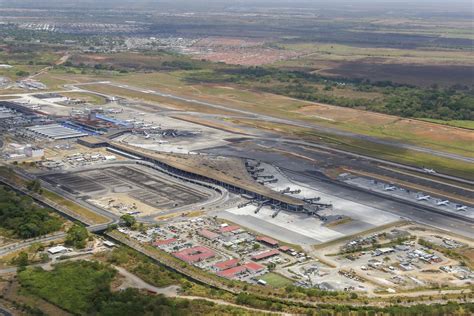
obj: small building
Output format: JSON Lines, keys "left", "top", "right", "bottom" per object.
{"left": 374, "top": 247, "right": 395, "bottom": 256}
{"left": 24, "top": 146, "right": 44, "bottom": 158}
{"left": 103, "top": 240, "right": 116, "bottom": 248}
{"left": 251, "top": 249, "right": 280, "bottom": 261}
{"left": 256, "top": 236, "right": 279, "bottom": 248}
{"left": 217, "top": 262, "right": 265, "bottom": 279}
{"left": 48, "top": 245, "right": 68, "bottom": 255}
{"left": 214, "top": 258, "right": 240, "bottom": 271}
{"left": 172, "top": 246, "right": 215, "bottom": 263}
{"left": 198, "top": 229, "right": 220, "bottom": 240}
{"left": 153, "top": 238, "right": 178, "bottom": 248}
{"left": 219, "top": 225, "right": 241, "bottom": 234}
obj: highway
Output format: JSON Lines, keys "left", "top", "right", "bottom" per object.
{"left": 0, "top": 232, "right": 66, "bottom": 256}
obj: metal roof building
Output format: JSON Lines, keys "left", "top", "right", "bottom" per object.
{"left": 27, "top": 124, "right": 88, "bottom": 140}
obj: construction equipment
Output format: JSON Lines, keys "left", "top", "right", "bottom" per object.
{"left": 256, "top": 175, "right": 274, "bottom": 179}
{"left": 238, "top": 200, "right": 254, "bottom": 208}
{"left": 258, "top": 178, "right": 278, "bottom": 184}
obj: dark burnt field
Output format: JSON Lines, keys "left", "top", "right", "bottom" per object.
{"left": 322, "top": 62, "right": 474, "bottom": 87}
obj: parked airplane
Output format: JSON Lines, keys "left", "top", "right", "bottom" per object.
{"left": 384, "top": 185, "right": 396, "bottom": 191}
{"left": 436, "top": 200, "right": 449, "bottom": 206}
{"left": 416, "top": 194, "right": 430, "bottom": 201}
{"left": 423, "top": 168, "right": 436, "bottom": 174}
{"left": 456, "top": 205, "right": 467, "bottom": 211}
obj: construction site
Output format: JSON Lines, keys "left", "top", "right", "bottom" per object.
{"left": 39, "top": 163, "right": 219, "bottom": 218}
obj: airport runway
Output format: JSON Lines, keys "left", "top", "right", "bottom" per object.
{"left": 72, "top": 81, "right": 474, "bottom": 164}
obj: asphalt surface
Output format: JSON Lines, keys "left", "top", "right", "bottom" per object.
{"left": 203, "top": 142, "right": 474, "bottom": 240}
{"left": 0, "top": 307, "right": 12, "bottom": 316}
{"left": 0, "top": 233, "right": 66, "bottom": 256}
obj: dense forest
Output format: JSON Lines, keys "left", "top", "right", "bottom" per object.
{"left": 0, "top": 185, "right": 63, "bottom": 238}
{"left": 185, "top": 67, "right": 474, "bottom": 121}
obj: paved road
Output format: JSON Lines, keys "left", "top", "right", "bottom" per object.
{"left": 70, "top": 81, "right": 474, "bottom": 164}
{"left": 0, "top": 307, "right": 12, "bottom": 316}
{"left": 0, "top": 233, "right": 66, "bottom": 256}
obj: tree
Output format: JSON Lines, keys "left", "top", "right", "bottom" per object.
{"left": 120, "top": 214, "right": 136, "bottom": 227}
{"left": 15, "top": 251, "right": 29, "bottom": 271}
{"left": 65, "top": 224, "right": 89, "bottom": 249}
{"left": 26, "top": 179, "right": 42, "bottom": 193}
{"left": 16, "top": 70, "right": 30, "bottom": 77}
{"left": 267, "top": 262, "right": 276, "bottom": 271}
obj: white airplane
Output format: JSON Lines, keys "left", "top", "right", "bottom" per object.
{"left": 436, "top": 200, "right": 449, "bottom": 206}
{"left": 416, "top": 194, "right": 431, "bottom": 201}
{"left": 156, "top": 140, "right": 169, "bottom": 144}
{"left": 423, "top": 168, "right": 436, "bottom": 174}
{"left": 143, "top": 131, "right": 150, "bottom": 139}
{"left": 456, "top": 205, "right": 467, "bottom": 211}
{"left": 384, "top": 185, "right": 396, "bottom": 191}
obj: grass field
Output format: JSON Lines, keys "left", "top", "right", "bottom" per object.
{"left": 277, "top": 42, "right": 474, "bottom": 66}
{"left": 419, "top": 119, "right": 474, "bottom": 130}
{"left": 41, "top": 190, "right": 109, "bottom": 225}
{"left": 259, "top": 273, "right": 294, "bottom": 288}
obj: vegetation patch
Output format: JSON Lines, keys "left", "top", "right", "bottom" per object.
{"left": 18, "top": 260, "right": 255, "bottom": 315}
{"left": 0, "top": 185, "right": 63, "bottom": 239}
{"left": 18, "top": 261, "right": 116, "bottom": 314}
{"left": 259, "top": 273, "right": 294, "bottom": 288}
